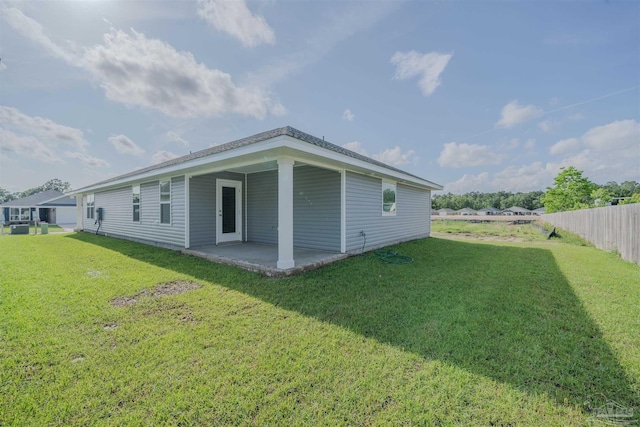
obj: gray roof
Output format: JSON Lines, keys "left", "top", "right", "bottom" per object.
{"left": 74, "top": 126, "right": 437, "bottom": 192}
{"left": 0, "top": 190, "right": 67, "bottom": 207}
{"left": 504, "top": 206, "right": 531, "bottom": 213}
{"left": 39, "top": 194, "right": 76, "bottom": 207}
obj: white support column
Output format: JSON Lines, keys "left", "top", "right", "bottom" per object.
{"left": 75, "top": 195, "right": 83, "bottom": 231}
{"left": 340, "top": 169, "right": 346, "bottom": 253}
{"left": 184, "top": 175, "right": 191, "bottom": 249}
{"left": 277, "top": 157, "right": 295, "bottom": 269}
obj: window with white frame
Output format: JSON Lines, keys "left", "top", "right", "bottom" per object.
{"left": 382, "top": 181, "right": 397, "bottom": 216}
{"left": 86, "top": 194, "right": 95, "bottom": 219}
{"left": 10, "top": 208, "right": 30, "bottom": 221}
{"left": 132, "top": 185, "right": 140, "bottom": 222}
{"left": 160, "top": 180, "right": 171, "bottom": 224}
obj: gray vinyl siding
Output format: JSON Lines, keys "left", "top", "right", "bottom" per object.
{"left": 247, "top": 170, "right": 278, "bottom": 244}
{"left": 293, "top": 165, "right": 340, "bottom": 251}
{"left": 345, "top": 171, "right": 430, "bottom": 252}
{"left": 189, "top": 172, "right": 245, "bottom": 247}
{"left": 246, "top": 166, "right": 340, "bottom": 251}
{"left": 82, "top": 176, "right": 185, "bottom": 247}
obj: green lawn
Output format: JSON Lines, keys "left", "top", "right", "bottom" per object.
{"left": 1, "top": 232, "right": 638, "bottom": 426}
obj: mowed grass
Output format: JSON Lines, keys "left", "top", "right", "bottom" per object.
{"left": 1, "top": 232, "right": 638, "bottom": 426}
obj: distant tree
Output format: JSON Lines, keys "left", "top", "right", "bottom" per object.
{"left": 542, "top": 166, "right": 597, "bottom": 213}
{"left": 619, "top": 193, "right": 640, "bottom": 205}
{"left": 620, "top": 181, "right": 640, "bottom": 197}
{"left": 590, "top": 188, "right": 613, "bottom": 207}
{"left": 602, "top": 180, "right": 640, "bottom": 198}
{"left": 17, "top": 179, "right": 71, "bottom": 198}
{"left": 0, "top": 187, "right": 16, "bottom": 204}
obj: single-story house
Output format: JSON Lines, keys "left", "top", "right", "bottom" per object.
{"left": 437, "top": 208, "right": 455, "bottom": 216}
{"left": 532, "top": 207, "right": 545, "bottom": 215}
{"left": 456, "top": 208, "right": 477, "bottom": 216}
{"left": 1, "top": 190, "right": 77, "bottom": 224}
{"left": 70, "top": 127, "right": 442, "bottom": 271}
{"left": 503, "top": 206, "right": 532, "bottom": 216}
{"left": 477, "top": 207, "right": 501, "bottom": 216}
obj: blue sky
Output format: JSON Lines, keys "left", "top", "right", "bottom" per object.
{"left": 1, "top": 0, "right": 638, "bottom": 194}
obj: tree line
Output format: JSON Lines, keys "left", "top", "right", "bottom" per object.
{"left": 0, "top": 179, "right": 71, "bottom": 204}
{"left": 433, "top": 169, "right": 640, "bottom": 213}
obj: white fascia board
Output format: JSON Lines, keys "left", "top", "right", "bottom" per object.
{"left": 69, "top": 136, "right": 292, "bottom": 195}
{"left": 279, "top": 136, "right": 443, "bottom": 190}
{"left": 69, "top": 134, "right": 442, "bottom": 194}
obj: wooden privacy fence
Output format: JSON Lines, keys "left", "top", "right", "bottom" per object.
{"left": 543, "top": 204, "right": 640, "bottom": 265}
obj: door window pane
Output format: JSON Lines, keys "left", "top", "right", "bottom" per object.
{"left": 222, "top": 186, "right": 236, "bottom": 233}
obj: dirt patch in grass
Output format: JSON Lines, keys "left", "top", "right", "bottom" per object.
{"left": 111, "top": 280, "right": 201, "bottom": 307}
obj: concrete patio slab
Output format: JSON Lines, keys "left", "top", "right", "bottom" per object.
{"left": 182, "top": 242, "right": 348, "bottom": 277}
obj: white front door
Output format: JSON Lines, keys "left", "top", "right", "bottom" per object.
{"left": 216, "top": 179, "right": 243, "bottom": 244}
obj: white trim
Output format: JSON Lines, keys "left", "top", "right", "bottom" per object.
{"left": 70, "top": 134, "right": 441, "bottom": 195}
{"left": 381, "top": 181, "right": 397, "bottom": 217}
{"left": 244, "top": 173, "right": 247, "bottom": 242}
{"left": 340, "top": 169, "right": 346, "bottom": 253}
{"left": 132, "top": 184, "right": 141, "bottom": 223}
{"left": 216, "top": 179, "right": 243, "bottom": 244}
{"left": 277, "top": 157, "right": 295, "bottom": 269}
{"left": 184, "top": 175, "right": 190, "bottom": 249}
{"left": 159, "top": 179, "right": 171, "bottom": 225}
{"left": 75, "top": 197, "right": 83, "bottom": 231}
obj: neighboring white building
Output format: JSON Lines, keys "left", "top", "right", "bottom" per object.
{"left": 456, "top": 208, "right": 477, "bottom": 216}
{"left": 503, "top": 206, "right": 532, "bottom": 216}
{"left": 1, "top": 190, "right": 76, "bottom": 225}
{"left": 477, "top": 207, "right": 501, "bottom": 216}
{"left": 438, "top": 208, "right": 455, "bottom": 216}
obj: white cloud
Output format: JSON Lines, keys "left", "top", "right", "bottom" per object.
{"left": 373, "top": 146, "right": 417, "bottom": 166}
{"left": 1, "top": 6, "right": 79, "bottom": 65}
{"left": 151, "top": 150, "right": 179, "bottom": 164}
{"left": 343, "top": 141, "right": 368, "bottom": 156}
{"left": 0, "top": 106, "right": 109, "bottom": 168}
{"left": 167, "top": 131, "right": 189, "bottom": 147}
{"left": 343, "top": 141, "right": 417, "bottom": 166}
{"left": 502, "top": 138, "right": 520, "bottom": 150}
{"left": 524, "top": 139, "right": 536, "bottom": 151}
{"left": 548, "top": 97, "right": 561, "bottom": 105}
{"left": 252, "top": 2, "right": 398, "bottom": 87}
{"left": 444, "top": 172, "right": 492, "bottom": 193}
{"left": 443, "top": 119, "right": 640, "bottom": 194}
{"left": 581, "top": 119, "right": 639, "bottom": 151}
{"left": 109, "top": 134, "right": 145, "bottom": 156}
{"left": 4, "top": 8, "right": 285, "bottom": 120}
{"left": 438, "top": 142, "right": 504, "bottom": 168}
{"left": 391, "top": 50, "right": 453, "bottom": 96}
{"left": 549, "top": 138, "right": 579, "bottom": 155}
{"left": 444, "top": 162, "right": 559, "bottom": 194}
{"left": 538, "top": 119, "right": 559, "bottom": 133}
{"left": 0, "top": 128, "right": 62, "bottom": 163}
{"left": 0, "top": 106, "right": 88, "bottom": 151}
{"left": 342, "top": 109, "right": 354, "bottom": 122}
{"left": 496, "top": 100, "right": 543, "bottom": 128}
{"left": 492, "top": 162, "right": 559, "bottom": 192}
{"left": 64, "top": 151, "right": 110, "bottom": 168}
{"left": 197, "top": 0, "right": 275, "bottom": 48}
{"left": 82, "top": 29, "right": 286, "bottom": 119}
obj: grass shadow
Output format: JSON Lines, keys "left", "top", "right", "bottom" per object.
{"left": 66, "top": 232, "right": 639, "bottom": 413}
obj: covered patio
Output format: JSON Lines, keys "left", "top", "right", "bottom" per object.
{"left": 183, "top": 242, "right": 348, "bottom": 277}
